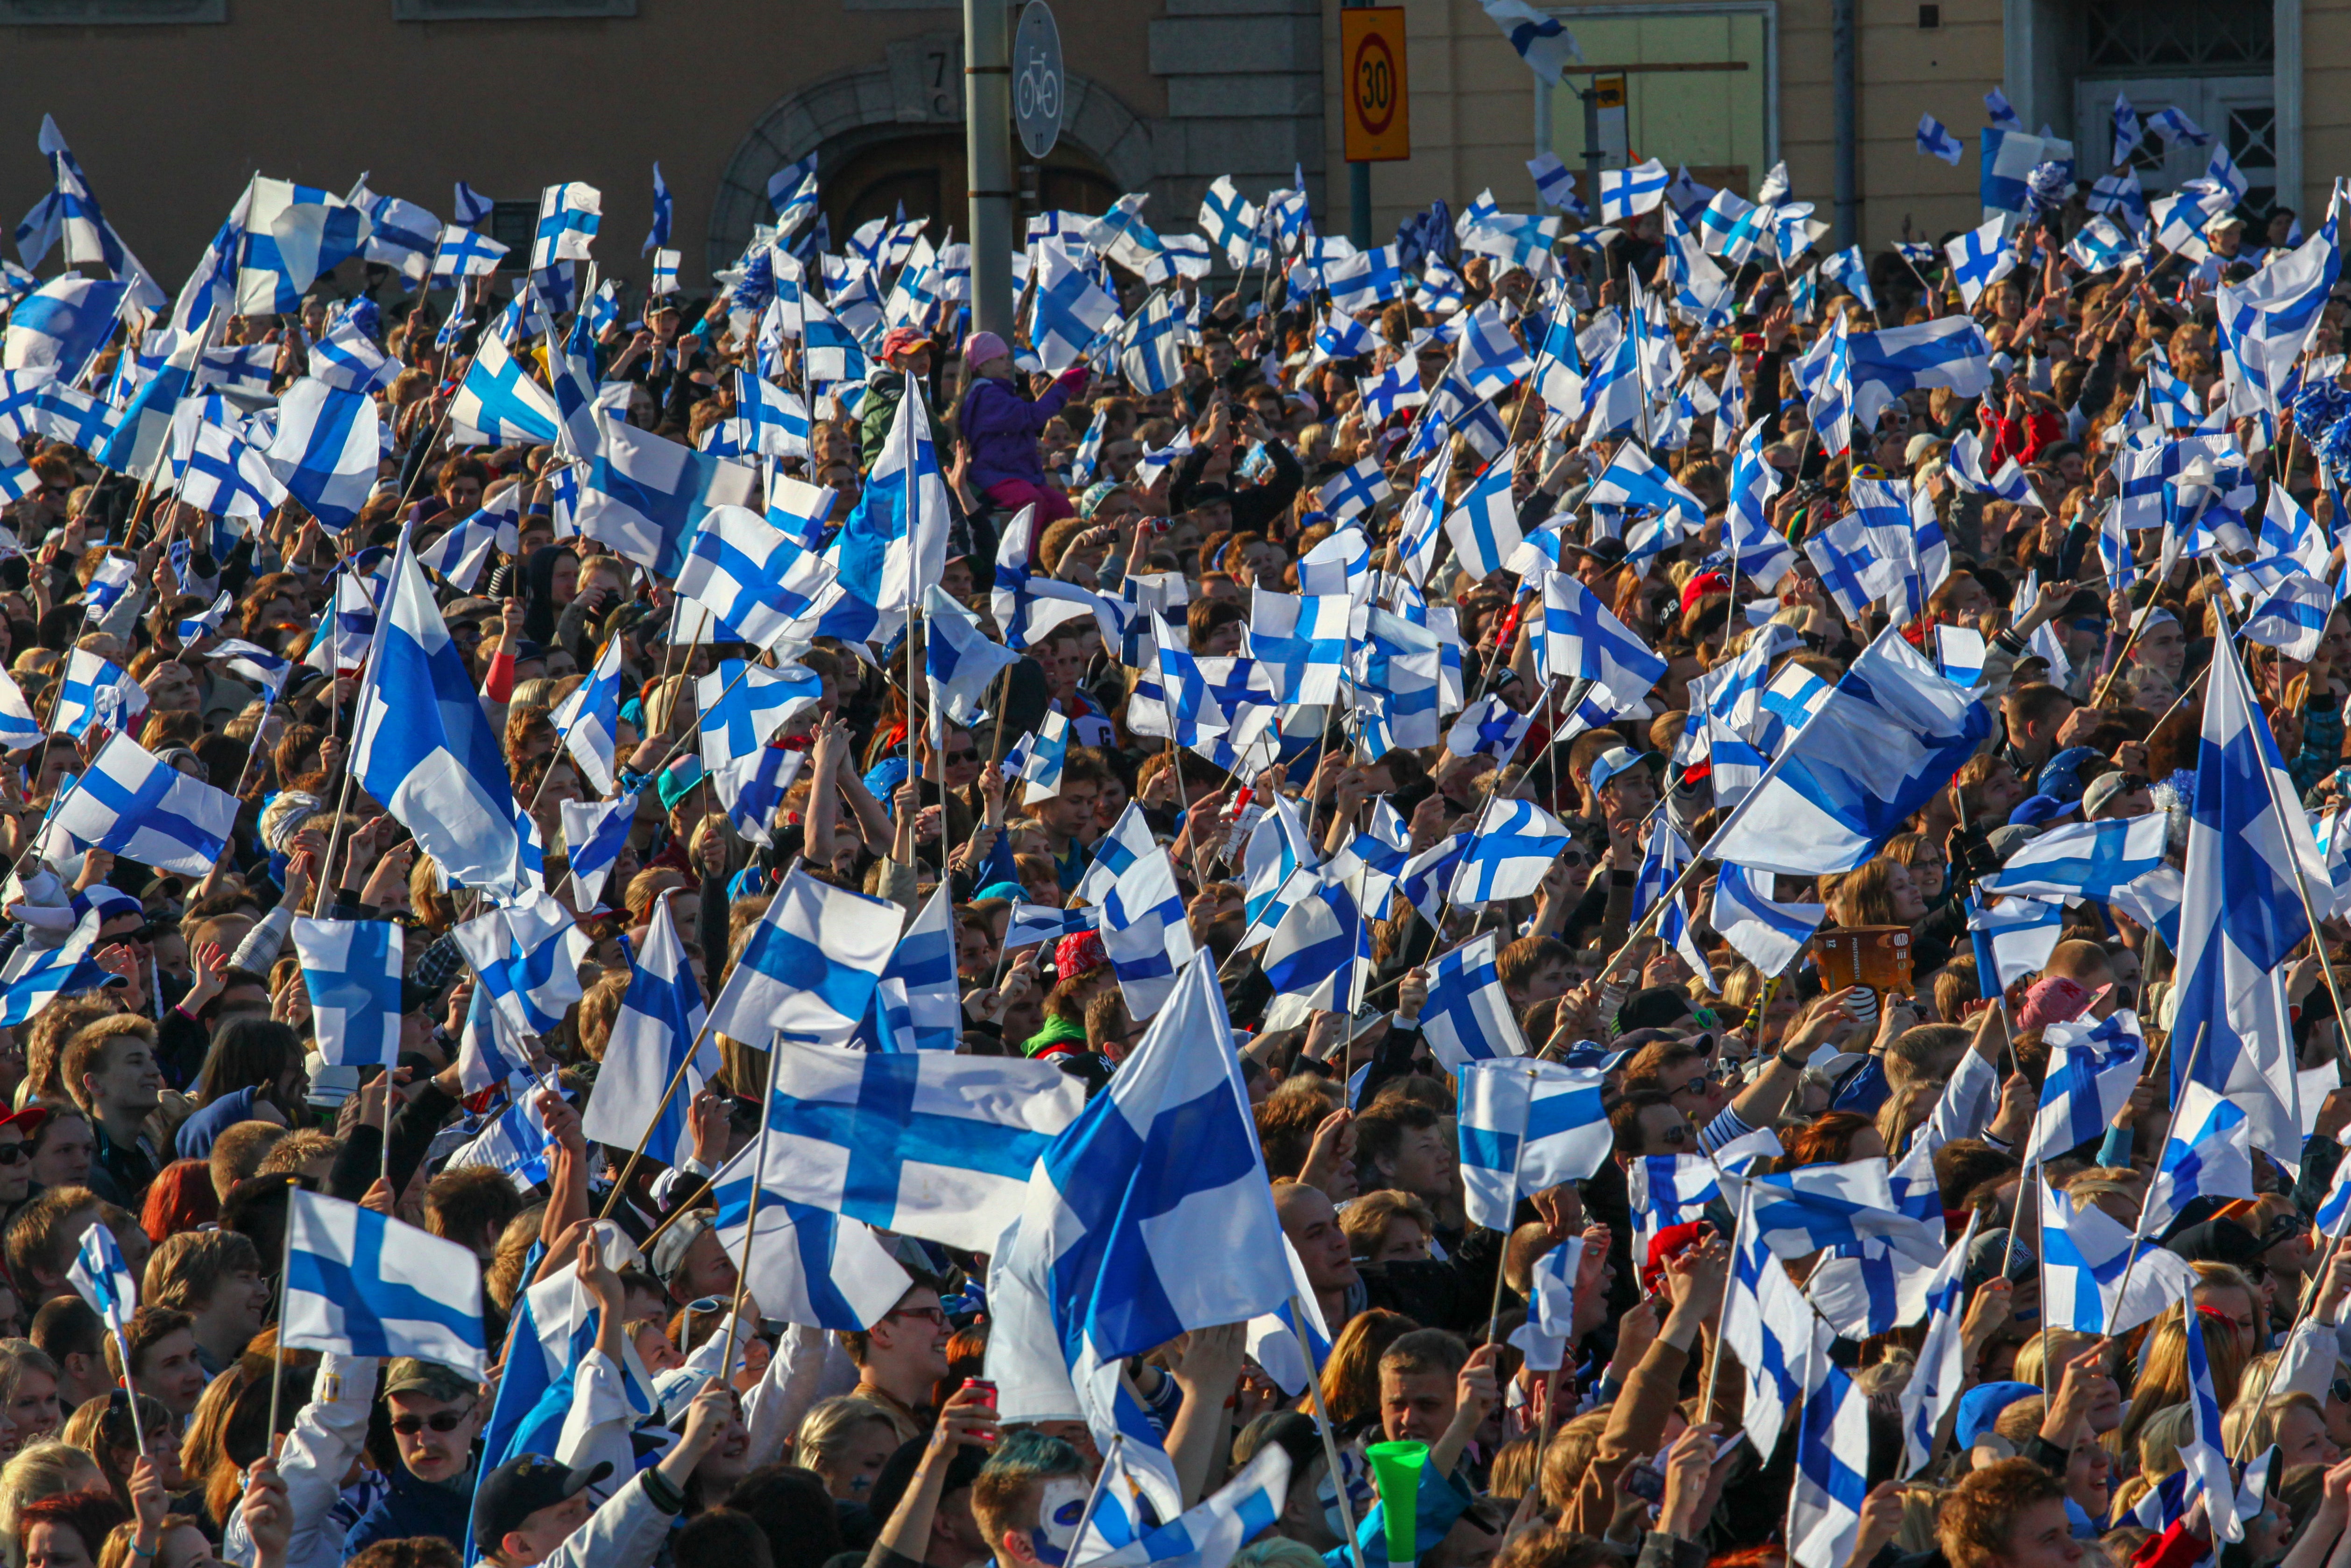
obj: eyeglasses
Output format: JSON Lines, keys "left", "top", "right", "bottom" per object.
{"left": 888, "top": 1306, "right": 948, "bottom": 1328}
{"left": 390, "top": 1404, "right": 476, "bottom": 1435}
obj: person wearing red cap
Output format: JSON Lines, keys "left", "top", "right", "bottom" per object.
{"left": 861, "top": 326, "right": 949, "bottom": 470}
{"left": 1019, "top": 932, "right": 1113, "bottom": 1060}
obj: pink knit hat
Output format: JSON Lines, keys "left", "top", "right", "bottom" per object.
{"left": 963, "top": 330, "right": 1013, "bottom": 367}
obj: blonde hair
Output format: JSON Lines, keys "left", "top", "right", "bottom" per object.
{"left": 0, "top": 1442, "right": 102, "bottom": 1568}
{"left": 792, "top": 1395, "right": 898, "bottom": 1480}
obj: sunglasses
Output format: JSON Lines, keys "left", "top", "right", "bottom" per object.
{"left": 390, "top": 1405, "right": 476, "bottom": 1436}
{"left": 887, "top": 1306, "right": 948, "bottom": 1328}
{"left": 0, "top": 1146, "right": 27, "bottom": 1166}
{"left": 1655, "top": 1123, "right": 1692, "bottom": 1146}
{"left": 1558, "top": 849, "right": 1591, "bottom": 869}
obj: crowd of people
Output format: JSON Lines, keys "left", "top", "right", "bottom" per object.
{"left": 0, "top": 118, "right": 2338, "bottom": 1568}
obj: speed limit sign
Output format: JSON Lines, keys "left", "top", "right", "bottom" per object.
{"left": 1340, "top": 7, "right": 1411, "bottom": 162}
{"left": 1014, "top": 0, "right": 1063, "bottom": 161}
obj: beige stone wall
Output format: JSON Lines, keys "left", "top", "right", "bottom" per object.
{"left": 0, "top": 0, "right": 1168, "bottom": 289}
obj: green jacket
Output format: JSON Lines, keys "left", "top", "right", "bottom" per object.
{"left": 859, "top": 367, "right": 951, "bottom": 469}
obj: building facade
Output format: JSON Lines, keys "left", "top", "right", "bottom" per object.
{"left": 0, "top": 0, "right": 1326, "bottom": 296}
{"left": 1324, "top": 0, "right": 2329, "bottom": 258}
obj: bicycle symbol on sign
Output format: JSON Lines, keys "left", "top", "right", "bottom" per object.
{"left": 1018, "top": 56, "right": 1060, "bottom": 122}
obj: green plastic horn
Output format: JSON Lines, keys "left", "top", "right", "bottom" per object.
{"left": 1363, "top": 1439, "right": 1430, "bottom": 1568}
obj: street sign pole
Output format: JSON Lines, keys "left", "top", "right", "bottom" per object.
{"left": 965, "top": 0, "right": 1016, "bottom": 338}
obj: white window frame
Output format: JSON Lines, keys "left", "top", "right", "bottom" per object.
{"left": 1530, "top": 0, "right": 1781, "bottom": 176}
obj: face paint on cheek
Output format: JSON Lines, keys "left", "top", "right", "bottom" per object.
{"left": 1028, "top": 1477, "right": 1091, "bottom": 1566}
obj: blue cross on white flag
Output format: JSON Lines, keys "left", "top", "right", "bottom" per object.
{"left": 1739, "top": 1159, "right": 1943, "bottom": 1264}
{"left": 985, "top": 954, "right": 1291, "bottom": 1523}
{"left": 1449, "top": 795, "right": 1572, "bottom": 907}
{"left": 1917, "top": 113, "right": 1966, "bottom": 165}
{"left": 1099, "top": 846, "right": 1199, "bottom": 1019}
{"left": 2144, "top": 1081, "right": 2255, "bottom": 1235}
{"left": 1979, "top": 813, "right": 2169, "bottom": 901}
{"left": 262, "top": 378, "right": 379, "bottom": 530}
{"left": 1479, "top": 0, "right": 1582, "bottom": 81}
{"left": 2027, "top": 1011, "right": 2145, "bottom": 1162}
{"left": 2037, "top": 1177, "right": 2196, "bottom": 1335}
{"left": 550, "top": 637, "right": 624, "bottom": 796}
{"left": 1789, "top": 1322, "right": 1872, "bottom": 1568}
{"left": 2171, "top": 625, "right": 2323, "bottom": 1157}
{"left": 0, "top": 898, "right": 103, "bottom": 1028}
{"left": 578, "top": 894, "right": 716, "bottom": 1173}
{"left": 1445, "top": 693, "right": 1530, "bottom": 765}
{"left": 1260, "top": 874, "right": 1366, "bottom": 1012}
{"left": 1721, "top": 1205, "right": 1813, "bottom": 1465}
{"left": 1538, "top": 570, "right": 1667, "bottom": 695}
{"left": 68, "top": 1221, "right": 137, "bottom": 1336}
{"left": 352, "top": 539, "right": 540, "bottom": 898}
{"left": 282, "top": 1188, "right": 486, "bottom": 1378}
{"left": 1707, "top": 628, "right": 1990, "bottom": 876}
{"left": 1441, "top": 461, "right": 1523, "bottom": 579}
{"left": 1456, "top": 1060, "right": 1610, "bottom": 1229}
{"left": 1417, "top": 932, "right": 1529, "bottom": 1070}
{"left": 560, "top": 792, "right": 637, "bottom": 910}
{"left": 743, "top": 1038, "right": 1086, "bottom": 1253}
{"left": 708, "top": 867, "right": 900, "bottom": 1049}
{"left": 454, "top": 892, "right": 591, "bottom": 1039}
{"left": 1896, "top": 1215, "right": 1982, "bottom": 1476}
{"left": 1599, "top": 159, "right": 1670, "bottom": 222}
{"left": 292, "top": 918, "right": 405, "bottom": 1069}
{"left": 676, "top": 504, "right": 839, "bottom": 652}
{"left": 48, "top": 733, "right": 236, "bottom": 878}
{"left": 1710, "top": 865, "right": 1827, "bottom": 979}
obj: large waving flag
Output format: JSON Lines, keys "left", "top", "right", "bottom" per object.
{"left": 577, "top": 421, "right": 761, "bottom": 579}
{"left": 449, "top": 327, "right": 560, "bottom": 445}
{"left": 706, "top": 867, "right": 899, "bottom": 1049}
{"left": 453, "top": 892, "right": 592, "bottom": 1038}
{"left": 579, "top": 896, "right": 715, "bottom": 1171}
{"left": 741, "top": 1039, "right": 1087, "bottom": 1253}
{"left": 3, "top": 276, "right": 127, "bottom": 380}
{"left": 292, "top": 918, "right": 405, "bottom": 1069}
{"left": 263, "top": 378, "right": 379, "bottom": 530}
{"left": 352, "top": 538, "right": 540, "bottom": 897}
{"left": 675, "top": 504, "right": 839, "bottom": 651}
{"left": 986, "top": 954, "right": 1293, "bottom": 1522}
{"left": 2170, "top": 631, "right": 2323, "bottom": 1157}
{"left": 2037, "top": 1178, "right": 2195, "bottom": 1335}
{"left": 47, "top": 733, "right": 237, "bottom": 878}
{"left": 1979, "top": 813, "right": 2169, "bottom": 901}
{"left": 282, "top": 1190, "right": 485, "bottom": 1378}
{"left": 237, "top": 178, "right": 369, "bottom": 313}
{"left": 1707, "top": 628, "right": 1990, "bottom": 876}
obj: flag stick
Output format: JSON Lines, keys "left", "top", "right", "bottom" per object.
{"left": 1064, "top": 1432, "right": 1122, "bottom": 1568}
{"left": 264, "top": 1201, "right": 294, "bottom": 1443}
{"left": 100, "top": 1315, "right": 149, "bottom": 1459}
{"left": 597, "top": 1010, "right": 722, "bottom": 1222}
{"left": 2103, "top": 1021, "right": 2208, "bottom": 1320}
{"left": 1290, "top": 1292, "right": 1370, "bottom": 1568}
{"left": 719, "top": 1039, "right": 782, "bottom": 1333}
{"left": 1700, "top": 1185, "right": 1749, "bottom": 1420}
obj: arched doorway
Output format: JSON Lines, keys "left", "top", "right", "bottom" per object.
{"left": 708, "top": 63, "right": 1153, "bottom": 272}
{"left": 819, "top": 129, "right": 1122, "bottom": 240}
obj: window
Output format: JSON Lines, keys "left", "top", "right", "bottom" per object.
{"left": 487, "top": 201, "right": 539, "bottom": 269}
{"left": 1542, "top": 5, "right": 1773, "bottom": 198}
{"left": 2083, "top": 0, "right": 2269, "bottom": 74}
{"left": 392, "top": 0, "right": 632, "bottom": 17}
{"left": 0, "top": 0, "right": 222, "bottom": 20}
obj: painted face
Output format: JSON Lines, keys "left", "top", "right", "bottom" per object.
{"left": 1027, "top": 1476, "right": 1093, "bottom": 1566}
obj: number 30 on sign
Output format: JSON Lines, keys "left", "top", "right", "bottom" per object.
{"left": 1341, "top": 7, "right": 1410, "bottom": 162}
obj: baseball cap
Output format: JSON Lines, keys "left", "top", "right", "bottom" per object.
{"left": 383, "top": 1357, "right": 480, "bottom": 1403}
{"left": 473, "top": 1455, "right": 614, "bottom": 1554}
{"left": 648, "top": 1212, "right": 714, "bottom": 1284}
{"left": 1590, "top": 746, "right": 1664, "bottom": 794}
{"left": 2036, "top": 747, "right": 2104, "bottom": 804}
{"left": 879, "top": 327, "right": 933, "bottom": 360}
{"left": 2007, "top": 792, "right": 2078, "bottom": 828}
{"left": 1562, "top": 537, "right": 1629, "bottom": 570}
{"left": 656, "top": 756, "right": 708, "bottom": 812}
{"left": 2082, "top": 770, "right": 2143, "bottom": 819}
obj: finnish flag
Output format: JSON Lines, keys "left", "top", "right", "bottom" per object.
{"left": 448, "top": 323, "right": 559, "bottom": 446}
{"left": 578, "top": 420, "right": 762, "bottom": 579}
{"left": 1417, "top": 932, "right": 1529, "bottom": 1070}
{"left": 292, "top": 918, "right": 406, "bottom": 1069}
{"left": 1456, "top": 1059, "right": 1610, "bottom": 1229}
{"left": 708, "top": 866, "right": 900, "bottom": 1049}
{"left": 0, "top": 898, "right": 103, "bottom": 1027}
{"left": 2037, "top": 1177, "right": 2195, "bottom": 1335}
{"left": 454, "top": 891, "right": 591, "bottom": 1038}
{"left": 550, "top": 637, "right": 624, "bottom": 796}
{"left": 2027, "top": 1010, "right": 2145, "bottom": 1163}
{"left": 282, "top": 1188, "right": 486, "bottom": 1379}
{"left": 1979, "top": 813, "right": 2168, "bottom": 901}
{"left": 579, "top": 895, "right": 715, "bottom": 1171}
{"left": 1721, "top": 1209, "right": 1812, "bottom": 1464}
{"left": 743, "top": 1038, "right": 1087, "bottom": 1253}
{"left": 68, "top": 1222, "right": 138, "bottom": 1336}
{"left": 1916, "top": 113, "right": 1965, "bottom": 165}
{"left": 1710, "top": 864, "right": 1826, "bottom": 979}
{"left": 2, "top": 276, "right": 127, "bottom": 381}
{"left": 1599, "top": 158, "right": 1670, "bottom": 222}
{"left": 261, "top": 378, "right": 378, "bottom": 530}
{"left": 352, "top": 541, "right": 540, "bottom": 898}
{"left": 676, "top": 504, "right": 840, "bottom": 651}
{"left": 1260, "top": 875, "right": 1366, "bottom": 1011}
{"left": 560, "top": 792, "right": 637, "bottom": 910}
{"left": 697, "top": 659, "right": 821, "bottom": 769}
{"left": 48, "top": 733, "right": 236, "bottom": 878}
{"left": 1441, "top": 462, "right": 1523, "bottom": 579}
{"left": 1098, "top": 846, "right": 1199, "bottom": 1019}
{"left": 1448, "top": 795, "right": 1572, "bottom": 908}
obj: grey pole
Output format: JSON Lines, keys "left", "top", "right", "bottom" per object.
{"left": 966, "top": 0, "right": 1016, "bottom": 337}
{"left": 1833, "top": 0, "right": 1859, "bottom": 246}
